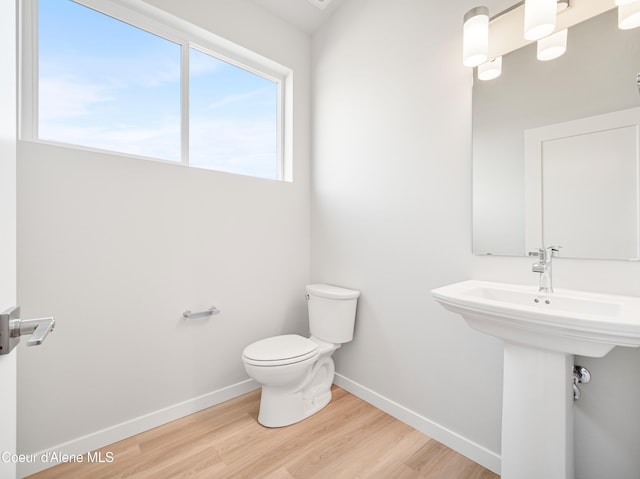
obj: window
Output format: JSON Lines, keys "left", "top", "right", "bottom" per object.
{"left": 38, "top": 0, "right": 182, "bottom": 162}
{"left": 23, "top": 0, "right": 290, "bottom": 181}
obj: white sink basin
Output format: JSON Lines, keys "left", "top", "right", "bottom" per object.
{"left": 432, "top": 280, "right": 640, "bottom": 357}
{"left": 432, "top": 280, "right": 640, "bottom": 479}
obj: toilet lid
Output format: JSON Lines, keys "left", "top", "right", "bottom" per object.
{"left": 243, "top": 334, "right": 318, "bottom": 366}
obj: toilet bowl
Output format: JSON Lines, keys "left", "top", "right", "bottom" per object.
{"left": 242, "top": 284, "right": 359, "bottom": 428}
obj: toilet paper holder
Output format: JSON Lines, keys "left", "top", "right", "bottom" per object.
{"left": 182, "top": 306, "right": 220, "bottom": 319}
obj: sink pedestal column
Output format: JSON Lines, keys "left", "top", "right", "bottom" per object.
{"left": 501, "top": 342, "right": 574, "bottom": 479}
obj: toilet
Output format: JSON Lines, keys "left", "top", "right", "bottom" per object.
{"left": 242, "top": 284, "right": 360, "bottom": 428}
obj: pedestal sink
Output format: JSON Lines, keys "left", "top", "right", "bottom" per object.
{"left": 432, "top": 280, "right": 640, "bottom": 479}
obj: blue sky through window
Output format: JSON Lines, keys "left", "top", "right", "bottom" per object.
{"left": 38, "top": 0, "right": 279, "bottom": 179}
{"left": 189, "top": 48, "right": 278, "bottom": 179}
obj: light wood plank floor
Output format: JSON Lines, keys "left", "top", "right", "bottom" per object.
{"left": 27, "top": 386, "right": 499, "bottom": 479}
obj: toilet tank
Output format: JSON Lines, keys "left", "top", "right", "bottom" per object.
{"left": 306, "top": 284, "right": 360, "bottom": 343}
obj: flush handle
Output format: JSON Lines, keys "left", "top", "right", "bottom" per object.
{"left": 0, "top": 306, "right": 55, "bottom": 354}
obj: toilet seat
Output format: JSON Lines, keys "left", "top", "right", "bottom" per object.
{"left": 242, "top": 334, "right": 319, "bottom": 367}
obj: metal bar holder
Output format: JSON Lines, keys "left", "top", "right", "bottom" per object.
{"left": 0, "top": 306, "right": 56, "bottom": 355}
{"left": 182, "top": 306, "right": 220, "bottom": 319}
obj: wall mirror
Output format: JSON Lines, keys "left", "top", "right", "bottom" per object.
{"left": 472, "top": 7, "right": 640, "bottom": 260}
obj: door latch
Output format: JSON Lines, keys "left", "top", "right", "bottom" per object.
{"left": 0, "top": 306, "right": 55, "bottom": 355}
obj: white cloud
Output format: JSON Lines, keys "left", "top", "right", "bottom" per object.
{"left": 39, "top": 118, "right": 181, "bottom": 163}
{"left": 206, "top": 87, "right": 271, "bottom": 110}
{"left": 39, "top": 73, "right": 181, "bottom": 162}
{"left": 102, "top": 56, "right": 180, "bottom": 89}
{"left": 189, "top": 117, "right": 277, "bottom": 178}
{"left": 39, "top": 75, "right": 115, "bottom": 121}
{"left": 37, "top": 59, "right": 276, "bottom": 178}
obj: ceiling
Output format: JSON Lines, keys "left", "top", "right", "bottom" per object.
{"left": 249, "top": 0, "right": 346, "bottom": 34}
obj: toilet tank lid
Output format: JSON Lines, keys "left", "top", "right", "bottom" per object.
{"left": 306, "top": 284, "right": 360, "bottom": 299}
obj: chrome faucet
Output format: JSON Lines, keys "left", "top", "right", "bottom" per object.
{"left": 529, "top": 246, "right": 560, "bottom": 296}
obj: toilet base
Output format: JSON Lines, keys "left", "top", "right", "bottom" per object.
{"left": 257, "top": 356, "right": 336, "bottom": 428}
{"left": 258, "top": 387, "right": 333, "bottom": 428}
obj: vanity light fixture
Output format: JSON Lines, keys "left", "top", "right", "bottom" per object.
{"left": 524, "top": 0, "right": 557, "bottom": 40}
{"left": 537, "top": 29, "right": 567, "bottom": 60}
{"left": 462, "top": 0, "right": 571, "bottom": 77}
{"left": 463, "top": 6, "right": 490, "bottom": 67}
{"left": 618, "top": 0, "right": 640, "bottom": 29}
{"left": 478, "top": 56, "right": 503, "bottom": 80}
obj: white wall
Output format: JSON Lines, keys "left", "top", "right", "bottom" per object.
{"left": 17, "top": 0, "right": 311, "bottom": 474}
{"left": 313, "top": 1, "right": 640, "bottom": 478}
{"left": 311, "top": 0, "right": 503, "bottom": 470}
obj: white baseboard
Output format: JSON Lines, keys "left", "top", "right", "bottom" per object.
{"left": 333, "top": 373, "right": 501, "bottom": 475}
{"left": 18, "top": 379, "right": 260, "bottom": 478}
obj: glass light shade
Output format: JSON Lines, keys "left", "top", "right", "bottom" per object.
{"left": 478, "top": 57, "right": 502, "bottom": 80}
{"left": 618, "top": 2, "right": 640, "bottom": 29}
{"left": 463, "top": 7, "right": 489, "bottom": 67}
{"left": 537, "top": 29, "right": 567, "bottom": 61}
{"left": 524, "top": 0, "right": 557, "bottom": 40}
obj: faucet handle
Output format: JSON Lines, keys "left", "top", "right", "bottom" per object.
{"left": 549, "top": 245, "right": 562, "bottom": 256}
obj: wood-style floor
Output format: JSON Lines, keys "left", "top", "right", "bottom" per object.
{"left": 27, "top": 386, "right": 499, "bottom": 479}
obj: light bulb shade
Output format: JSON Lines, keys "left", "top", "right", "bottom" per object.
{"left": 478, "top": 57, "right": 502, "bottom": 80}
{"left": 524, "top": 0, "right": 557, "bottom": 40}
{"left": 537, "top": 29, "right": 567, "bottom": 61}
{"left": 463, "top": 6, "right": 489, "bottom": 67}
{"left": 619, "top": 2, "right": 640, "bottom": 29}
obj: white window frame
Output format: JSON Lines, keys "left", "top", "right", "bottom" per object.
{"left": 19, "top": 0, "right": 293, "bottom": 181}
